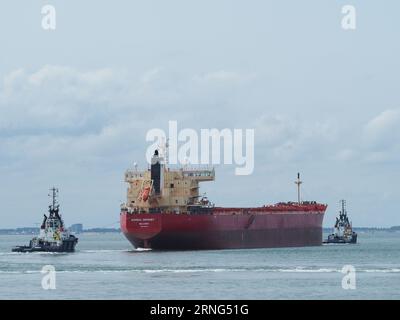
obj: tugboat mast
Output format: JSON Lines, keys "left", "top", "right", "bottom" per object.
{"left": 49, "top": 187, "right": 59, "bottom": 210}
{"left": 340, "top": 199, "right": 346, "bottom": 215}
{"left": 295, "top": 173, "right": 303, "bottom": 204}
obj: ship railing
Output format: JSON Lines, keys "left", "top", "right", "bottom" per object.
{"left": 120, "top": 203, "right": 150, "bottom": 214}
{"left": 212, "top": 205, "right": 326, "bottom": 215}
{"left": 182, "top": 167, "right": 215, "bottom": 179}
{"left": 125, "top": 170, "right": 146, "bottom": 180}
{"left": 182, "top": 165, "right": 214, "bottom": 171}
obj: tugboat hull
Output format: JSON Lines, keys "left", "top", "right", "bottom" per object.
{"left": 323, "top": 233, "right": 357, "bottom": 244}
{"left": 12, "top": 237, "right": 78, "bottom": 253}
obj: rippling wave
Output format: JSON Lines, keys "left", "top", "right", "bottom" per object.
{"left": 1, "top": 267, "right": 400, "bottom": 275}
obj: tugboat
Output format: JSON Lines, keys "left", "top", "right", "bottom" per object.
{"left": 324, "top": 200, "right": 357, "bottom": 244}
{"left": 12, "top": 188, "right": 78, "bottom": 253}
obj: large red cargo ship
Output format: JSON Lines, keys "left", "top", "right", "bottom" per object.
{"left": 120, "top": 150, "right": 327, "bottom": 250}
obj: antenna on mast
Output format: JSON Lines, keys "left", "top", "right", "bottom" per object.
{"left": 295, "top": 173, "right": 303, "bottom": 204}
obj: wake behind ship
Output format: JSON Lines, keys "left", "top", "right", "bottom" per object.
{"left": 120, "top": 150, "right": 327, "bottom": 250}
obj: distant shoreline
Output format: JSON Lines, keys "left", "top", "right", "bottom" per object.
{"left": 0, "top": 227, "right": 121, "bottom": 235}
{"left": 0, "top": 226, "right": 399, "bottom": 236}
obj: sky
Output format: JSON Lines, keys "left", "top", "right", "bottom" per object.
{"left": 0, "top": 1, "right": 399, "bottom": 228}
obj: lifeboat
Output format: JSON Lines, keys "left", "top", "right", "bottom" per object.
{"left": 142, "top": 186, "right": 151, "bottom": 201}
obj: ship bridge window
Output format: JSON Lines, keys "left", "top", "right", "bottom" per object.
{"left": 170, "top": 183, "right": 174, "bottom": 188}
{"left": 175, "top": 200, "right": 178, "bottom": 204}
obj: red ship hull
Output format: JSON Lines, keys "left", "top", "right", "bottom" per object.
{"left": 120, "top": 205, "right": 326, "bottom": 250}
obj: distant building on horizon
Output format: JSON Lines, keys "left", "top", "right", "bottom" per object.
{"left": 69, "top": 224, "right": 83, "bottom": 234}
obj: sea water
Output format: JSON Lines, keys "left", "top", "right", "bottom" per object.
{"left": 0, "top": 232, "right": 399, "bottom": 299}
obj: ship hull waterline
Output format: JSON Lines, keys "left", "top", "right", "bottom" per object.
{"left": 121, "top": 210, "right": 325, "bottom": 250}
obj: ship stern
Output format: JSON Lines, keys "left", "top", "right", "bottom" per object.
{"left": 120, "top": 212, "right": 162, "bottom": 249}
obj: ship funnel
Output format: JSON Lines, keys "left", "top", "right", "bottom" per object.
{"left": 151, "top": 150, "right": 164, "bottom": 196}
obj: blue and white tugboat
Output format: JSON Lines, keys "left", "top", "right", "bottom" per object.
{"left": 12, "top": 188, "right": 78, "bottom": 253}
{"left": 324, "top": 200, "right": 357, "bottom": 244}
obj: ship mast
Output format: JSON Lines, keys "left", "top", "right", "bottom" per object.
{"left": 295, "top": 173, "right": 302, "bottom": 204}
{"left": 49, "top": 187, "right": 59, "bottom": 210}
{"left": 340, "top": 199, "right": 346, "bottom": 215}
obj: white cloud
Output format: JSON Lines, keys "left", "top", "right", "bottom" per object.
{"left": 0, "top": 66, "right": 261, "bottom": 169}
{"left": 366, "top": 109, "right": 400, "bottom": 132}
{"left": 335, "top": 149, "right": 358, "bottom": 161}
{"left": 253, "top": 114, "right": 342, "bottom": 163}
{"left": 140, "top": 67, "right": 163, "bottom": 84}
{"left": 357, "top": 108, "right": 400, "bottom": 163}
{"left": 193, "top": 70, "right": 254, "bottom": 84}
{"left": 0, "top": 66, "right": 131, "bottom": 135}
{"left": 364, "top": 109, "right": 400, "bottom": 146}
